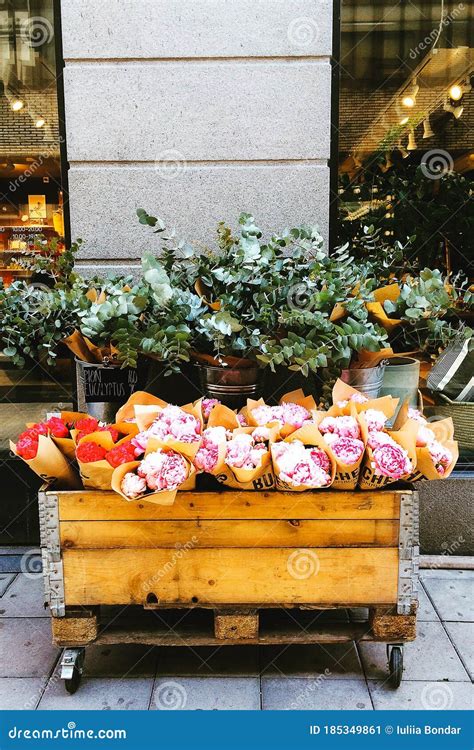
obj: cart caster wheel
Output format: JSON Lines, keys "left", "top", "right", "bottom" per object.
{"left": 60, "top": 648, "right": 85, "bottom": 694}
{"left": 388, "top": 645, "right": 403, "bottom": 688}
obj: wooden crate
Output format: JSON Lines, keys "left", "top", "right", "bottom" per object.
{"left": 39, "top": 488, "right": 419, "bottom": 647}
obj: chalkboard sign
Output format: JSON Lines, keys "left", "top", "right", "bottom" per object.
{"left": 80, "top": 364, "right": 138, "bottom": 404}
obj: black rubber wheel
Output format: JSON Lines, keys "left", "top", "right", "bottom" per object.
{"left": 65, "top": 666, "right": 82, "bottom": 694}
{"left": 388, "top": 646, "right": 403, "bottom": 688}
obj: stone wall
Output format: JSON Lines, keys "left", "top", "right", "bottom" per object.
{"left": 60, "top": 0, "right": 333, "bottom": 273}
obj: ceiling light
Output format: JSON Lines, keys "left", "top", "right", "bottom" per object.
{"left": 11, "top": 99, "right": 24, "bottom": 112}
{"left": 449, "top": 84, "right": 463, "bottom": 101}
{"left": 423, "top": 117, "right": 434, "bottom": 139}
{"left": 402, "top": 95, "right": 415, "bottom": 108}
{"left": 35, "top": 118, "right": 45, "bottom": 128}
{"left": 407, "top": 129, "right": 417, "bottom": 151}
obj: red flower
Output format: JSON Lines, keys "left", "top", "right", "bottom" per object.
{"left": 30, "top": 422, "right": 49, "bottom": 436}
{"left": 76, "top": 441, "right": 107, "bottom": 463}
{"left": 98, "top": 426, "right": 120, "bottom": 443}
{"left": 75, "top": 417, "right": 99, "bottom": 438}
{"left": 106, "top": 441, "right": 137, "bottom": 468}
{"left": 45, "top": 417, "right": 69, "bottom": 438}
{"left": 16, "top": 432, "right": 39, "bottom": 460}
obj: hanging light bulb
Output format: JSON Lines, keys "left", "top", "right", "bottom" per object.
{"left": 35, "top": 118, "right": 45, "bottom": 128}
{"left": 407, "top": 129, "right": 417, "bottom": 151}
{"left": 452, "top": 105, "right": 464, "bottom": 119}
{"left": 402, "top": 95, "right": 415, "bottom": 108}
{"left": 449, "top": 84, "right": 463, "bottom": 101}
{"left": 397, "top": 143, "right": 409, "bottom": 159}
{"left": 401, "top": 79, "right": 419, "bottom": 108}
{"left": 400, "top": 116, "right": 409, "bottom": 125}
{"left": 11, "top": 99, "right": 24, "bottom": 112}
{"left": 423, "top": 117, "right": 434, "bottom": 139}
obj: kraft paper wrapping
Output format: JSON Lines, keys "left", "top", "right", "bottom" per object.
{"left": 10, "top": 435, "right": 80, "bottom": 490}
{"left": 193, "top": 427, "right": 228, "bottom": 479}
{"left": 27, "top": 412, "right": 90, "bottom": 463}
{"left": 408, "top": 440, "right": 459, "bottom": 482}
{"left": 75, "top": 431, "right": 128, "bottom": 490}
{"left": 207, "top": 403, "right": 241, "bottom": 430}
{"left": 271, "top": 422, "right": 336, "bottom": 492}
{"left": 366, "top": 284, "right": 402, "bottom": 334}
{"left": 246, "top": 389, "right": 317, "bottom": 438}
{"left": 194, "top": 278, "right": 221, "bottom": 311}
{"left": 358, "top": 419, "right": 418, "bottom": 490}
{"left": 62, "top": 330, "right": 107, "bottom": 364}
{"left": 133, "top": 401, "right": 203, "bottom": 460}
{"left": 329, "top": 379, "right": 399, "bottom": 419}
{"left": 214, "top": 426, "right": 276, "bottom": 491}
{"left": 111, "top": 438, "right": 195, "bottom": 505}
{"left": 311, "top": 411, "right": 364, "bottom": 490}
{"left": 115, "top": 392, "right": 168, "bottom": 423}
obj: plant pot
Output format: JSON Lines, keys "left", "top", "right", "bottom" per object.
{"left": 75, "top": 359, "right": 146, "bottom": 422}
{"left": 197, "top": 364, "right": 263, "bottom": 410}
{"left": 378, "top": 356, "right": 420, "bottom": 425}
{"left": 340, "top": 362, "right": 386, "bottom": 399}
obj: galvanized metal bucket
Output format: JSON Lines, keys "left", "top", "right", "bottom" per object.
{"left": 197, "top": 364, "right": 263, "bottom": 410}
{"left": 379, "top": 356, "right": 420, "bottom": 425}
{"left": 75, "top": 359, "right": 139, "bottom": 422}
{"left": 340, "top": 361, "right": 386, "bottom": 399}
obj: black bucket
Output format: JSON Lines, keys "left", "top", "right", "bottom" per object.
{"left": 75, "top": 359, "right": 145, "bottom": 421}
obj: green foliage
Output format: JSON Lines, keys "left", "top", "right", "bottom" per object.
{"left": 14, "top": 235, "right": 80, "bottom": 287}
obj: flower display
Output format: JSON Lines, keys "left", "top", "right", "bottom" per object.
{"left": 76, "top": 441, "right": 107, "bottom": 463}
{"left": 132, "top": 404, "right": 201, "bottom": 454}
{"left": 120, "top": 472, "right": 147, "bottom": 499}
{"left": 75, "top": 417, "right": 100, "bottom": 441}
{"left": 226, "top": 433, "right": 267, "bottom": 470}
{"left": 194, "top": 426, "right": 226, "bottom": 472}
{"left": 336, "top": 392, "right": 369, "bottom": 408}
{"left": 201, "top": 398, "right": 221, "bottom": 420}
{"left": 272, "top": 440, "right": 331, "bottom": 488}
{"left": 325, "top": 435, "right": 365, "bottom": 465}
{"left": 16, "top": 429, "right": 40, "bottom": 460}
{"left": 319, "top": 415, "right": 361, "bottom": 439}
{"left": 362, "top": 409, "right": 387, "bottom": 433}
{"left": 371, "top": 435, "right": 412, "bottom": 479}
{"left": 237, "top": 413, "right": 248, "bottom": 426}
{"left": 415, "top": 424, "right": 436, "bottom": 448}
{"left": 251, "top": 402, "right": 312, "bottom": 430}
{"left": 428, "top": 440, "right": 453, "bottom": 475}
{"left": 105, "top": 441, "right": 138, "bottom": 468}
{"left": 134, "top": 449, "right": 188, "bottom": 492}
{"left": 44, "top": 417, "right": 69, "bottom": 438}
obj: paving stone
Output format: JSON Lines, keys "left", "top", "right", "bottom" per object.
{"left": 260, "top": 643, "right": 364, "bottom": 679}
{"left": 444, "top": 622, "right": 474, "bottom": 680}
{"left": 417, "top": 585, "right": 440, "bottom": 621}
{"left": 83, "top": 645, "right": 158, "bottom": 677}
{"left": 0, "top": 619, "right": 59, "bottom": 677}
{"left": 39, "top": 677, "right": 153, "bottom": 710}
{"left": 151, "top": 676, "right": 260, "bottom": 710}
{"left": 0, "top": 677, "right": 47, "bottom": 710}
{"left": 421, "top": 571, "right": 473, "bottom": 622}
{"left": 262, "top": 677, "right": 372, "bottom": 710}
{"left": 368, "top": 680, "right": 474, "bottom": 710}
{"left": 0, "top": 573, "right": 15, "bottom": 596}
{"left": 156, "top": 646, "right": 259, "bottom": 676}
{"left": 0, "top": 557, "right": 23, "bottom": 574}
{"left": 0, "top": 573, "right": 48, "bottom": 618}
{"left": 359, "top": 621, "right": 470, "bottom": 682}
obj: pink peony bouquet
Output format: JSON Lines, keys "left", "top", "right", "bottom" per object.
{"left": 272, "top": 440, "right": 332, "bottom": 489}
{"left": 193, "top": 426, "right": 227, "bottom": 473}
{"left": 369, "top": 432, "right": 413, "bottom": 479}
{"left": 226, "top": 432, "right": 268, "bottom": 471}
{"left": 250, "top": 402, "right": 312, "bottom": 431}
{"left": 319, "top": 415, "right": 361, "bottom": 440}
{"left": 116, "top": 447, "right": 191, "bottom": 503}
{"left": 325, "top": 434, "right": 365, "bottom": 465}
{"left": 132, "top": 404, "right": 202, "bottom": 459}
{"left": 407, "top": 408, "right": 455, "bottom": 477}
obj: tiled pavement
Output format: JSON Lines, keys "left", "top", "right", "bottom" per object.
{"left": 0, "top": 554, "right": 472, "bottom": 711}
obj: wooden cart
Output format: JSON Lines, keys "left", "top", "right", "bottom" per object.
{"left": 39, "top": 487, "right": 419, "bottom": 693}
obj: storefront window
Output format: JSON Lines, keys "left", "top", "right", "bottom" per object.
{"left": 0, "top": 0, "right": 63, "bottom": 286}
{"left": 338, "top": 0, "right": 473, "bottom": 271}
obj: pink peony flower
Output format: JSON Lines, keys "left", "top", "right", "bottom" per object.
{"left": 372, "top": 440, "right": 412, "bottom": 479}
{"left": 309, "top": 447, "right": 331, "bottom": 473}
{"left": 326, "top": 436, "right": 365, "bottom": 465}
{"left": 237, "top": 413, "right": 248, "bottom": 426}
{"left": 428, "top": 440, "right": 452, "bottom": 475}
{"left": 121, "top": 472, "right": 147, "bottom": 499}
{"left": 272, "top": 440, "right": 331, "bottom": 488}
{"left": 351, "top": 392, "right": 369, "bottom": 404}
{"left": 252, "top": 426, "right": 271, "bottom": 443}
{"left": 226, "top": 433, "right": 267, "bottom": 470}
{"left": 132, "top": 405, "right": 201, "bottom": 452}
{"left": 319, "top": 415, "right": 360, "bottom": 439}
{"left": 408, "top": 407, "right": 426, "bottom": 424}
{"left": 137, "top": 449, "right": 188, "bottom": 491}
{"left": 131, "top": 431, "right": 149, "bottom": 456}
{"left": 416, "top": 424, "right": 436, "bottom": 448}
{"left": 362, "top": 409, "right": 387, "bottom": 432}
{"left": 193, "top": 426, "right": 226, "bottom": 472}
{"left": 367, "top": 431, "right": 393, "bottom": 450}
{"left": 202, "top": 398, "right": 220, "bottom": 420}
{"left": 251, "top": 402, "right": 311, "bottom": 430}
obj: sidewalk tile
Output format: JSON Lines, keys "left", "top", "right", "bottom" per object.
{"left": 368, "top": 680, "right": 474, "bottom": 710}
{"left": 444, "top": 622, "right": 474, "bottom": 680}
{"left": 156, "top": 646, "right": 259, "bottom": 676}
{"left": 151, "top": 676, "right": 260, "bottom": 710}
{"left": 417, "top": 586, "right": 440, "bottom": 621}
{"left": 0, "top": 677, "right": 46, "bottom": 710}
{"left": 262, "top": 677, "right": 372, "bottom": 710}
{"left": 359, "top": 622, "right": 470, "bottom": 682}
{"left": 0, "top": 574, "right": 15, "bottom": 597}
{"left": 421, "top": 571, "right": 473, "bottom": 622}
{"left": 0, "top": 619, "right": 59, "bottom": 677}
{"left": 0, "top": 574, "right": 48, "bottom": 618}
{"left": 39, "top": 677, "right": 153, "bottom": 710}
{"left": 260, "top": 643, "right": 364, "bottom": 679}
{"left": 83, "top": 645, "right": 158, "bottom": 677}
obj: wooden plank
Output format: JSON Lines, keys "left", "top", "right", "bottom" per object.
{"left": 214, "top": 610, "right": 259, "bottom": 640}
{"left": 56, "top": 490, "right": 402, "bottom": 522}
{"left": 62, "top": 547, "right": 399, "bottom": 607}
{"left": 51, "top": 609, "right": 98, "bottom": 647}
{"left": 369, "top": 606, "right": 417, "bottom": 641}
{"left": 59, "top": 518, "right": 399, "bottom": 549}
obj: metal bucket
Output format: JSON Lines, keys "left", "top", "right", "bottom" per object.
{"left": 197, "top": 364, "right": 263, "bottom": 410}
{"left": 340, "top": 362, "right": 386, "bottom": 399}
{"left": 76, "top": 359, "right": 139, "bottom": 422}
{"left": 379, "top": 356, "right": 420, "bottom": 425}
